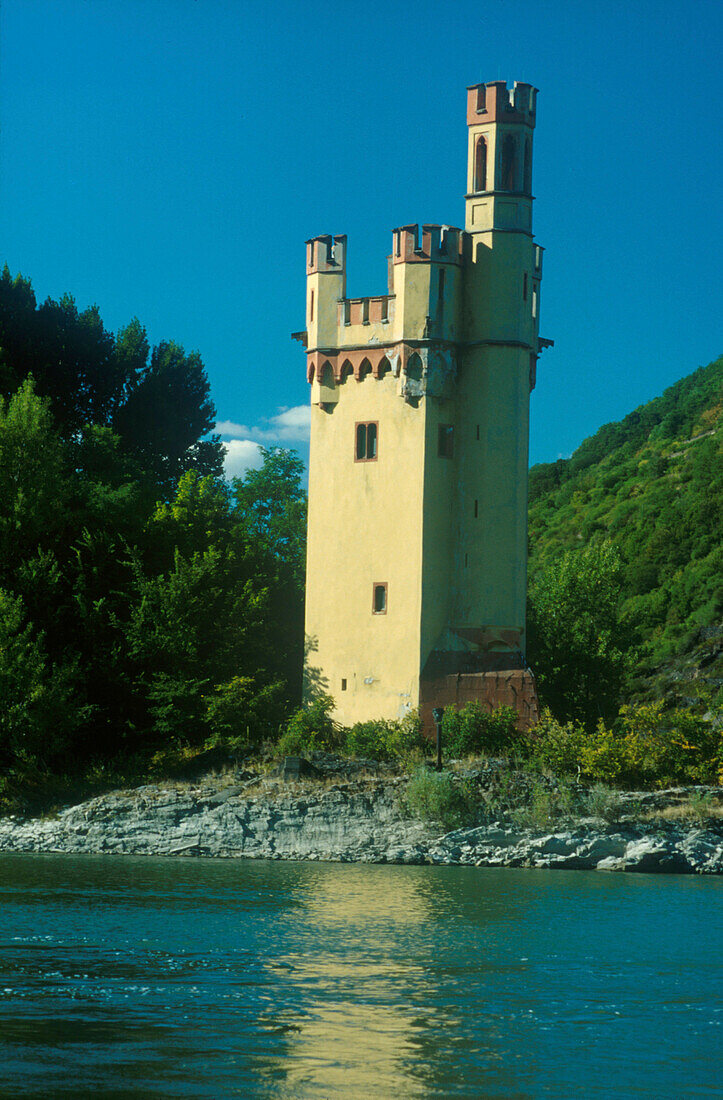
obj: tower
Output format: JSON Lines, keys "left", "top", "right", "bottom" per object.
{"left": 298, "top": 81, "right": 551, "bottom": 732}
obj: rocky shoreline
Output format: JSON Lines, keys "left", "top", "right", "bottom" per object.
{"left": 0, "top": 759, "right": 721, "bottom": 875}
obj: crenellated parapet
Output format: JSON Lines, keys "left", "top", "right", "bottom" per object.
{"left": 466, "top": 80, "right": 537, "bottom": 127}
{"left": 392, "top": 224, "right": 465, "bottom": 265}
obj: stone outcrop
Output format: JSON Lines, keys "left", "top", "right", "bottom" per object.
{"left": 0, "top": 766, "right": 720, "bottom": 874}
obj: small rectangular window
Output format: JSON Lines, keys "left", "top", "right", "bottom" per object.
{"left": 341, "top": 678, "right": 347, "bottom": 691}
{"left": 362, "top": 298, "right": 369, "bottom": 323}
{"left": 343, "top": 300, "right": 351, "bottom": 325}
{"left": 355, "top": 421, "right": 378, "bottom": 462}
{"left": 474, "top": 499, "right": 478, "bottom": 518}
{"left": 372, "top": 583, "right": 387, "bottom": 614}
{"left": 309, "top": 289, "right": 314, "bottom": 321}
{"left": 464, "top": 553, "right": 468, "bottom": 568}
{"left": 381, "top": 297, "right": 388, "bottom": 321}
{"left": 523, "top": 273, "right": 527, "bottom": 301}
{"left": 438, "top": 424, "right": 454, "bottom": 458}
{"left": 476, "top": 424, "right": 480, "bottom": 441}
{"left": 532, "top": 285, "right": 538, "bottom": 319}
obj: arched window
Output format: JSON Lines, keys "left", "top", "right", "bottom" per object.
{"left": 523, "top": 139, "right": 532, "bottom": 194}
{"left": 339, "top": 359, "right": 353, "bottom": 383}
{"left": 474, "top": 135, "right": 487, "bottom": 192}
{"left": 501, "top": 133, "right": 517, "bottom": 191}
{"left": 406, "top": 352, "right": 423, "bottom": 382}
{"left": 357, "top": 357, "right": 372, "bottom": 381}
{"left": 377, "top": 356, "right": 391, "bottom": 378}
{"left": 320, "top": 361, "right": 334, "bottom": 387}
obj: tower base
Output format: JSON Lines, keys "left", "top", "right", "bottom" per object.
{"left": 419, "top": 651, "right": 539, "bottom": 740}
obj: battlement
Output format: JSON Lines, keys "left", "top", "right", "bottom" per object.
{"left": 339, "top": 295, "right": 393, "bottom": 326}
{"left": 392, "top": 224, "right": 464, "bottom": 265}
{"left": 466, "top": 81, "right": 537, "bottom": 127}
{"left": 307, "top": 234, "right": 347, "bottom": 274}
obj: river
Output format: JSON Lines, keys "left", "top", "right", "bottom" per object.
{"left": 0, "top": 854, "right": 720, "bottom": 1098}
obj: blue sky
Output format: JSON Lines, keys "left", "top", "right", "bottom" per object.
{"left": 1, "top": 0, "right": 721, "bottom": 477}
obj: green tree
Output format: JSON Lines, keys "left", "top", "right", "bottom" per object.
{"left": 0, "top": 590, "right": 86, "bottom": 775}
{"left": 527, "top": 541, "right": 635, "bottom": 728}
{"left": 0, "top": 267, "right": 224, "bottom": 491}
{"left": 232, "top": 448, "right": 307, "bottom": 701}
{"left": 0, "top": 378, "right": 68, "bottom": 580}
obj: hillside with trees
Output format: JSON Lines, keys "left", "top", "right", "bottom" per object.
{"left": 528, "top": 355, "right": 722, "bottom": 706}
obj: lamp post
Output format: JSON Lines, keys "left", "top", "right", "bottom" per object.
{"left": 432, "top": 707, "right": 444, "bottom": 771}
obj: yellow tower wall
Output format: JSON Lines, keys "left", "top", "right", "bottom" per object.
{"left": 301, "top": 80, "right": 547, "bottom": 732}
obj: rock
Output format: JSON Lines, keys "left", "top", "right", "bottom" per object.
{"left": 0, "top": 776, "right": 720, "bottom": 875}
{"left": 281, "top": 756, "right": 321, "bottom": 781}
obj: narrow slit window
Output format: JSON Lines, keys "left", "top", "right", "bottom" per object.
{"left": 474, "top": 135, "right": 487, "bottom": 191}
{"left": 474, "top": 499, "right": 478, "bottom": 518}
{"left": 476, "top": 424, "right": 480, "bottom": 441}
{"left": 501, "top": 133, "right": 517, "bottom": 191}
{"left": 438, "top": 268, "right": 445, "bottom": 300}
{"left": 362, "top": 298, "right": 370, "bottom": 323}
{"left": 523, "top": 273, "right": 527, "bottom": 301}
{"left": 532, "top": 285, "right": 538, "bottom": 319}
{"left": 464, "top": 553, "right": 469, "bottom": 568}
{"left": 309, "top": 289, "right": 314, "bottom": 321}
{"left": 372, "top": 583, "right": 387, "bottom": 614}
{"left": 355, "top": 421, "right": 378, "bottom": 461}
{"left": 438, "top": 424, "right": 454, "bottom": 458}
{"left": 341, "top": 678, "right": 347, "bottom": 692}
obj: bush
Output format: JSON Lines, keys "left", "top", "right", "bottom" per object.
{"left": 528, "top": 709, "right": 587, "bottom": 776}
{"left": 404, "top": 767, "right": 475, "bottom": 831}
{"left": 526, "top": 703, "right": 722, "bottom": 789}
{"left": 441, "top": 703, "right": 523, "bottom": 759}
{"left": 344, "top": 711, "right": 425, "bottom": 762}
{"left": 276, "top": 695, "right": 340, "bottom": 756}
{"left": 584, "top": 783, "right": 625, "bottom": 824}
{"left": 206, "top": 676, "right": 286, "bottom": 752}
{"left": 510, "top": 776, "right": 577, "bottom": 829}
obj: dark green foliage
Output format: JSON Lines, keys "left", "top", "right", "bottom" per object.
{"left": 440, "top": 703, "right": 523, "bottom": 758}
{"left": 0, "top": 272, "right": 308, "bottom": 801}
{"left": 0, "top": 266, "right": 224, "bottom": 492}
{"left": 527, "top": 541, "right": 635, "bottom": 728}
{"left": 528, "top": 355, "right": 723, "bottom": 703}
{"left": 206, "top": 677, "right": 286, "bottom": 753}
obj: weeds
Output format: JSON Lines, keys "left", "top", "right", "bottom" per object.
{"left": 583, "top": 783, "right": 626, "bottom": 825}
{"left": 404, "top": 768, "right": 476, "bottom": 831}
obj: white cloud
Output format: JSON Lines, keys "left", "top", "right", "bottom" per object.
{"left": 222, "top": 439, "right": 265, "bottom": 479}
{"left": 215, "top": 403, "right": 311, "bottom": 446}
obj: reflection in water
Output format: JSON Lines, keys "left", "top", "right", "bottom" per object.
{"left": 0, "top": 855, "right": 720, "bottom": 1099}
{"left": 262, "top": 866, "right": 436, "bottom": 1097}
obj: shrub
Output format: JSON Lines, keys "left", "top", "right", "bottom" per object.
{"left": 344, "top": 711, "right": 425, "bottom": 762}
{"left": 441, "top": 703, "right": 522, "bottom": 759}
{"left": 584, "top": 783, "right": 625, "bottom": 824}
{"left": 276, "top": 694, "right": 340, "bottom": 756}
{"left": 206, "top": 676, "right": 286, "bottom": 752}
{"left": 528, "top": 709, "right": 587, "bottom": 776}
{"left": 404, "top": 767, "right": 475, "bottom": 831}
{"left": 510, "top": 776, "right": 577, "bottom": 829}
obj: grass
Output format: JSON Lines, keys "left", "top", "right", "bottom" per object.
{"left": 643, "top": 792, "right": 723, "bottom": 825}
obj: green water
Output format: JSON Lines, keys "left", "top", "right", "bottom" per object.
{"left": 0, "top": 854, "right": 720, "bottom": 1098}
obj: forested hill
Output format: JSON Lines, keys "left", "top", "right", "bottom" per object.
{"left": 528, "top": 355, "right": 723, "bottom": 700}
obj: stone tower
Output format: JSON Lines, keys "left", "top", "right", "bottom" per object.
{"left": 298, "top": 80, "right": 551, "bottom": 732}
